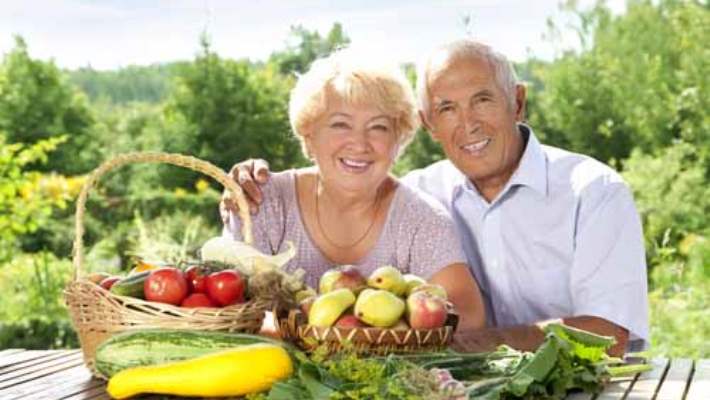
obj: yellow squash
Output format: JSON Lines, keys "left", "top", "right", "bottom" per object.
{"left": 107, "top": 343, "right": 293, "bottom": 399}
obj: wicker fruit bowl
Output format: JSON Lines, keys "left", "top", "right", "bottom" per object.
{"left": 278, "top": 309, "right": 458, "bottom": 355}
{"left": 64, "top": 152, "right": 270, "bottom": 376}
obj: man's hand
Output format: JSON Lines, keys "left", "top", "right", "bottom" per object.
{"left": 219, "top": 159, "right": 271, "bottom": 223}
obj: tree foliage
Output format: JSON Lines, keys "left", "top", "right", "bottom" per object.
{"left": 529, "top": 0, "right": 709, "bottom": 166}
{"left": 269, "top": 23, "right": 351, "bottom": 75}
{"left": 167, "top": 35, "right": 305, "bottom": 178}
{"left": 0, "top": 36, "right": 98, "bottom": 174}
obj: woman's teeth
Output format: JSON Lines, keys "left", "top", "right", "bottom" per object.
{"left": 340, "top": 158, "right": 371, "bottom": 172}
{"left": 462, "top": 138, "right": 491, "bottom": 153}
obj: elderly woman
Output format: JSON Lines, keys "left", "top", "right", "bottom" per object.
{"left": 223, "top": 50, "right": 485, "bottom": 331}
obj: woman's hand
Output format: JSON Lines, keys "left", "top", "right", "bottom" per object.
{"left": 428, "top": 263, "right": 486, "bottom": 332}
{"left": 220, "top": 159, "right": 272, "bottom": 222}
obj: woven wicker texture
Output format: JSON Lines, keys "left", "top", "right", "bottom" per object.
{"left": 64, "top": 152, "right": 267, "bottom": 378}
{"left": 280, "top": 309, "right": 457, "bottom": 355}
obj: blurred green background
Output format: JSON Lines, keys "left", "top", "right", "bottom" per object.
{"left": 0, "top": 1, "right": 707, "bottom": 357}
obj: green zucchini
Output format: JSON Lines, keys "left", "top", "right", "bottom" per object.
{"left": 109, "top": 270, "right": 151, "bottom": 298}
{"left": 95, "top": 329, "right": 283, "bottom": 378}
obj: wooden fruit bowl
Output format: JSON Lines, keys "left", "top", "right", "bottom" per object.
{"left": 278, "top": 309, "right": 458, "bottom": 354}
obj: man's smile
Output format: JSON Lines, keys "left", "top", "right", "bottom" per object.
{"left": 460, "top": 138, "right": 492, "bottom": 155}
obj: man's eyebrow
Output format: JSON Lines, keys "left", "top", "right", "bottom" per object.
{"left": 472, "top": 89, "right": 495, "bottom": 98}
{"left": 433, "top": 99, "right": 454, "bottom": 108}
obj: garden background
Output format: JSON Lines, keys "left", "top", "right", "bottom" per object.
{"left": 0, "top": 0, "right": 707, "bottom": 358}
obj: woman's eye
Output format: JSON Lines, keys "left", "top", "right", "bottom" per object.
{"left": 371, "top": 124, "right": 389, "bottom": 132}
{"left": 330, "top": 122, "right": 349, "bottom": 129}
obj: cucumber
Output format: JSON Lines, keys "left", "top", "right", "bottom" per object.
{"left": 109, "top": 270, "right": 151, "bottom": 298}
{"left": 95, "top": 329, "right": 283, "bottom": 378}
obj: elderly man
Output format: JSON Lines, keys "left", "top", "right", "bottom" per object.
{"left": 223, "top": 40, "right": 649, "bottom": 355}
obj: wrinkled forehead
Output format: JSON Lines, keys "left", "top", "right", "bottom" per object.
{"left": 427, "top": 51, "right": 496, "bottom": 89}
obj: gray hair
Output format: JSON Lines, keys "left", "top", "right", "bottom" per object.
{"left": 416, "top": 40, "right": 519, "bottom": 118}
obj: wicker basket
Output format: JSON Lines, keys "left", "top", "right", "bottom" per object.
{"left": 278, "top": 309, "right": 458, "bottom": 355}
{"left": 64, "top": 152, "right": 269, "bottom": 377}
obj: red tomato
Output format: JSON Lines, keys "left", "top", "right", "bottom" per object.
{"left": 144, "top": 267, "right": 188, "bottom": 305}
{"left": 180, "top": 293, "right": 217, "bottom": 308}
{"left": 205, "top": 270, "right": 245, "bottom": 306}
{"left": 99, "top": 276, "right": 120, "bottom": 290}
{"left": 185, "top": 265, "right": 208, "bottom": 293}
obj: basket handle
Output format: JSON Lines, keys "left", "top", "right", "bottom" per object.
{"left": 72, "top": 152, "right": 253, "bottom": 281}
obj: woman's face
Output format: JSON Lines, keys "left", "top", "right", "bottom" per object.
{"left": 306, "top": 98, "right": 399, "bottom": 194}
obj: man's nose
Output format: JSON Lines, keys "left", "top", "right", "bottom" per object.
{"left": 463, "top": 107, "right": 478, "bottom": 135}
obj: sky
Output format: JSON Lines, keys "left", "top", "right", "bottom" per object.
{"left": 0, "top": 0, "right": 627, "bottom": 71}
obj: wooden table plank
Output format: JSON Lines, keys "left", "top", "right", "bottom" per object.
{"left": 596, "top": 374, "right": 639, "bottom": 399}
{"left": 686, "top": 359, "right": 710, "bottom": 400}
{"left": 0, "top": 363, "right": 104, "bottom": 400}
{"left": 625, "top": 357, "right": 670, "bottom": 400}
{"left": 60, "top": 384, "right": 111, "bottom": 400}
{"left": 0, "top": 350, "right": 57, "bottom": 369}
{"left": 655, "top": 358, "right": 693, "bottom": 400}
{"left": 0, "top": 352, "right": 84, "bottom": 390}
{"left": 565, "top": 391, "right": 596, "bottom": 399}
{"left": 0, "top": 350, "right": 79, "bottom": 376}
{"left": 0, "top": 349, "right": 24, "bottom": 358}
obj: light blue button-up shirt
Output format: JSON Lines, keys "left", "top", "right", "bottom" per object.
{"left": 402, "top": 125, "right": 649, "bottom": 350}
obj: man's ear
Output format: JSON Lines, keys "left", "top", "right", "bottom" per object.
{"left": 419, "top": 110, "right": 440, "bottom": 141}
{"left": 514, "top": 84, "right": 527, "bottom": 122}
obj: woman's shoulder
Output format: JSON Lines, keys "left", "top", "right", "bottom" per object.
{"left": 391, "top": 179, "right": 453, "bottom": 221}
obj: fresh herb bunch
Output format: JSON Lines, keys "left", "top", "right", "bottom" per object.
{"left": 255, "top": 323, "right": 649, "bottom": 400}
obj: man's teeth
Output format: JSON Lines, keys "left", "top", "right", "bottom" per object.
{"left": 462, "top": 139, "right": 491, "bottom": 152}
{"left": 342, "top": 158, "right": 370, "bottom": 168}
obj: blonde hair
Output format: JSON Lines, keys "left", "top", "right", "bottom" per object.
{"left": 289, "top": 49, "right": 419, "bottom": 158}
{"left": 417, "top": 40, "right": 519, "bottom": 118}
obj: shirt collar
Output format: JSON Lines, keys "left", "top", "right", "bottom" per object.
{"left": 508, "top": 124, "right": 548, "bottom": 197}
{"left": 453, "top": 124, "right": 548, "bottom": 200}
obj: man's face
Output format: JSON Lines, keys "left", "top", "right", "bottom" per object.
{"left": 424, "top": 57, "right": 525, "bottom": 189}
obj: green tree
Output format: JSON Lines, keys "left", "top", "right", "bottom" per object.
{"left": 269, "top": 23, "right": 351, "bottom": 75}
{"left": 0, "top": 36, "right": 97, "bottom": 174}
{"left": 68, "top": 63, "right": 178, "bottom": 104}
{"left": 0, "top": 134, "right": 66, "bottom": 261}
{"left": 166, "top": 35, "right": 305, "bottom": 186}
{"left": 530, "top": 0, "right": 709, "bottom": 166}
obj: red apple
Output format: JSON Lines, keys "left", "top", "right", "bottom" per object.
{"left": 407, "top": 291, "right": 448, "bottom": 329}
{"left": 185, "top": 265, "right": 208, "bottom": 293}
{"left": 331, "top": 265, "right": 367, "bottom": 294}
{"left": 335, "top": 314, "right": 365, "bottom": 328}
{"left": 181, "top": 293, "right": 217, "bottom": 308}
{"left": 205, "top": 270, "right": 245, "bottom": 306}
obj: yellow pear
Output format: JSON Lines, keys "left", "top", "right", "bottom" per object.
{"left": 319, "top": 270, "right": 341, "bottom": 294}
{"left": 308, "top": 288, "right": 356, "bottom": 327}
{"left": 354, "top": 288, "right": 405, "bottom": 328}
{"left": 403, "top": 274, "right": 426, "bottom": 295}
{"left": 367, "top": 266, "right": 408, "bottom": 296}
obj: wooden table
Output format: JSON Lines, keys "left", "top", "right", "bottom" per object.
{"left": 0, "top": 349, "right": 707, "bottom": 399}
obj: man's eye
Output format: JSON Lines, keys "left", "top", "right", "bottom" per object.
{"left": 437, "top": 105, "right": 454, "bottom": 114}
